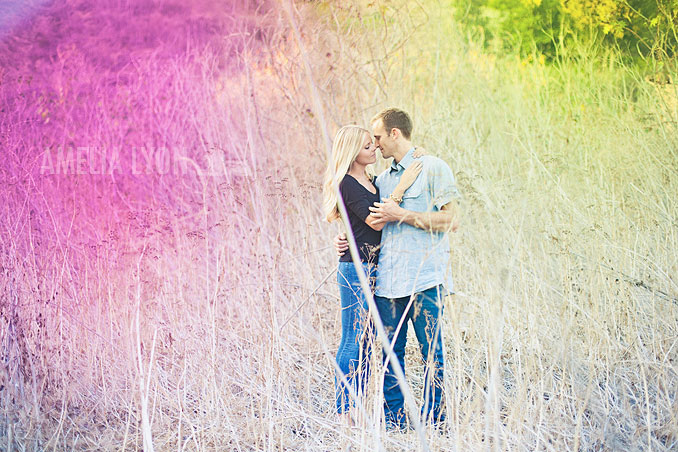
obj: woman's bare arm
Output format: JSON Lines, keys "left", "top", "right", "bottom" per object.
{"left": 363, "top": 160, "right": 423, "bottom": 231}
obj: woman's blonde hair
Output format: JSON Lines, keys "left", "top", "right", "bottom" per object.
{"left": 322, "top": 125, "right": 375, "bottom": 223}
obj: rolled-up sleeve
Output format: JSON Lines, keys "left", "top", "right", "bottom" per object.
{"left": 428, "top": 158, "right": 461, "bottom": 210}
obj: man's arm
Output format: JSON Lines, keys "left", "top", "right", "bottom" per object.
{"left": 369, "top": 198, "right": 459, "bottom": 233}
{"left": 336, "top": 199, "right": 459, "bottom": 256}
{"left": 375, "top": 156, "right": 461, "bottom": 233}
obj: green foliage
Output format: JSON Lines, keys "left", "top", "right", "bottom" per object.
{"left": 454, "top": 0, "right": 678, "bottom": 61}
{"left": 455, "top": 0, "right": 563, "bottom": 56}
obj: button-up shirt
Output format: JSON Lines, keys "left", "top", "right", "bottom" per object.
{"left": 374, "top": 147, "right": 461, "bottom": 298}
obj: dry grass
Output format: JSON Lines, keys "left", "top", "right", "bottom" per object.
{"left": 0, "top": 0, "right": 677, "bottom": 451}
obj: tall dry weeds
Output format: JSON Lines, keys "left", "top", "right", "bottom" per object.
{"left": 0, "top": 0, "right": 676, "bottom": 451}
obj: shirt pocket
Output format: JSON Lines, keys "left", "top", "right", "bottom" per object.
{"left": 401, "top": 178, "right": 429, "bottom": 211}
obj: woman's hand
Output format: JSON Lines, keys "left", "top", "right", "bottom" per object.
{"left": 398, "top": 160, "right": 423, "bottom": 191}
{"left": 413, "top": 146, "right": 427, "bottom": 158}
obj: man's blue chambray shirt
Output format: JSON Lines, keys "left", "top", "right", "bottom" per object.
{"left": 374, "top": 148, "right": 461, "bottom": 299}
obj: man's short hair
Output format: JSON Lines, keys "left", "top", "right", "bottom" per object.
{"left": 371, "top": 108, "right": 413, "bottom": 140}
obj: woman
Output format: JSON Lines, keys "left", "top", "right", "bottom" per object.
{"left": 322, "top": 125, "right": 422, "bottom": 424}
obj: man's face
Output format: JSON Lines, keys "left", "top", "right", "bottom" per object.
{"left": 372, "top": 119, "right": 395, "bottom": 158}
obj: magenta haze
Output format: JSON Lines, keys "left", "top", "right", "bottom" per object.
{"left": 0, "top": 0, "right": 266, "bottom": 249}
{"left": 0, "top": 0, "right": 51, "bottom": 39}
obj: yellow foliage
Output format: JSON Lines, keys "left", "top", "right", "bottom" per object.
{"left": 560, "top": 0, "right": 630, "bottom": 37}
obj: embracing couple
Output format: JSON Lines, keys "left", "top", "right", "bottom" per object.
{"left": 322, "top": 108, "right": 461, "bottom": 431}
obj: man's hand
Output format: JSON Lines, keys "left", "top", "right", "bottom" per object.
{"left": 334, "top": 232, "right": 348, "bottom": 257}
{"left": 369, "top": 198, "right": 405, "bottom": 225}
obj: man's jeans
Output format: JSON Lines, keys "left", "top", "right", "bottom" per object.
{"left": 375, "top": 285, "right": 446, "bottom": 427}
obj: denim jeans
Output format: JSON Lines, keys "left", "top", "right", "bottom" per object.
{"left": 335, "top": 261, "right": 375, "bottom": 414}
{"left": 375, "top": 285, "right": 446, "bottom": 427}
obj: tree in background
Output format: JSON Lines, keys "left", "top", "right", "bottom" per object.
{"left": 454, "top": 0, "right": 563, "bottom": 56}
{"left": 564, "top": 0, "right": 677, "bottom": 60}
{"left": 455, "top": 0, "right": 677, "bottom": 65}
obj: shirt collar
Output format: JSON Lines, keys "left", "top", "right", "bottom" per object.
{"left": 389, "top": 147, "right": 416, "bottom": 173}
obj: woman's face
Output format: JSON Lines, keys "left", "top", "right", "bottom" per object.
{"left": 353, "top": 132, "right": 377, "bottom": 166}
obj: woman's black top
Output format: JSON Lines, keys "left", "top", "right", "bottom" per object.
{"left": 338, "top": 174, "right": 381, "bottom": 264}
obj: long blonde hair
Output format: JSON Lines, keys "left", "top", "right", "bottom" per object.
{"left": 322, "top": 125, "right": 375, "bottom": 223}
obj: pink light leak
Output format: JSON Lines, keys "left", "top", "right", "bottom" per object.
{"left": 0, "top": 0, "right": 270, "bottom": 268}
{"left": 0, "top": 0, "right": 51, "bottom": 39}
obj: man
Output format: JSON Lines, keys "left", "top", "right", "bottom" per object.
{"left": 334, "top": 108, "right": 461, "bottom": 429}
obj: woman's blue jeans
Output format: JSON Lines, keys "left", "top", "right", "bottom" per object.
{"left": 335, "top": 261, "right": 375, "bottom": 414}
